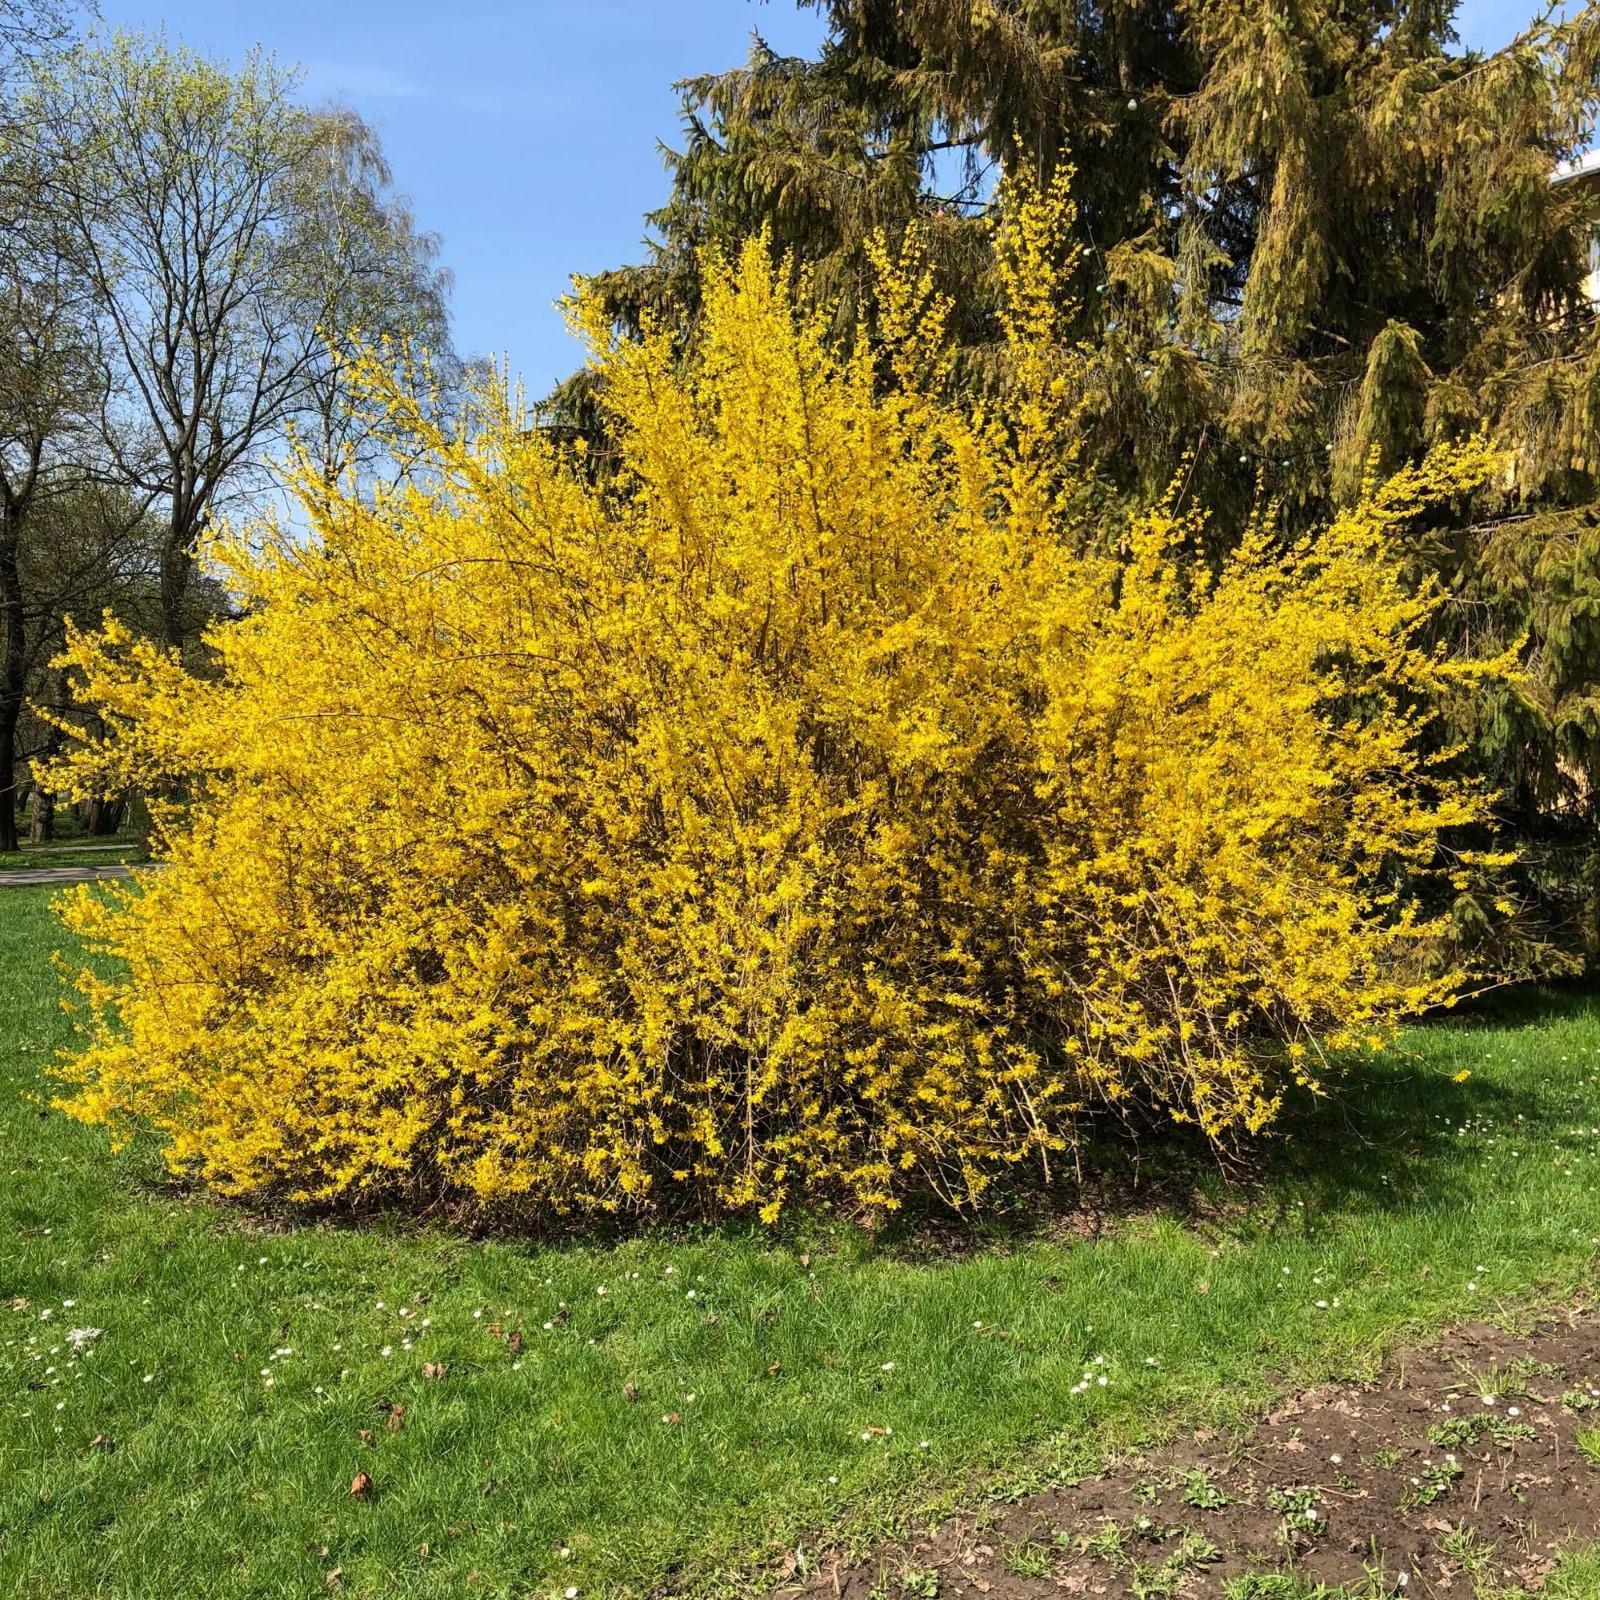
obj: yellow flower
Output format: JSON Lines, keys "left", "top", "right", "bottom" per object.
{"left": 42, "top": 170, "right": 1504, "bottom": 1220}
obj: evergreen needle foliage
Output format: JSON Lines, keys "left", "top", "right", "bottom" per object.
{"left": 588, "top": 0, "right": 1600, "bottom": 968}
{"left": 47, "top": 178, "right": 1506, "bottom": 1219}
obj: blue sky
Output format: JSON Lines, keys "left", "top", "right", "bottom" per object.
{"left": 93, "top": 1, "right": 1546, "bottom": 395}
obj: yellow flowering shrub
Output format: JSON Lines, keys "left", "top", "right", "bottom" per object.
{"left": 47, "top": 177, "right": 1504, "bottom": 1219}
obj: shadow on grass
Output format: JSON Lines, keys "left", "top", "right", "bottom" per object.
{"left": 115, "top": 984, "right": 1600, "bottom": 1264}
{"left": 1252, "top": 982, "right": 1599, "bottom": 1213}
{"left": 866, "top": 982, "right": 1600, "bottom": 1260}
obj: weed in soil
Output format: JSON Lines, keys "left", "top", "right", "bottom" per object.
{"left": 805, "top": 1308, "right": 1600, "bottom": 1600}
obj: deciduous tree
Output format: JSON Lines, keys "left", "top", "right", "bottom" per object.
{"left": 29, "top": 35, "right": 453, "bottom": 646}
{"left": 0, "top": 3, "right": 107, "bottom": 852}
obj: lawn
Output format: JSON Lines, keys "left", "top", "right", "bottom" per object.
{"left": 1, "top": 883, "right": 1597, "bottom": 1599}
{"left": 1529, "top": 1550, "right": 1600, "bottom": 1600}
{"left": 1226, "top": 1549, "right": 1600, "bottom": 1599}
{"left": 0, "top": 846, "right": 141, "bottom": 872}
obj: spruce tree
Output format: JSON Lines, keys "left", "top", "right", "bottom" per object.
{"left": 580, "top": 0, "right": 1600, "bottom": 969}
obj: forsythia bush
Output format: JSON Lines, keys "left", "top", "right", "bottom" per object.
{"left": 49, "top": 176, "right": 1506, "bottom": 1219}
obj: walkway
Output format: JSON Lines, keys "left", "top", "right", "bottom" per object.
{"left": 0, "top": 863, "right": 138, "bottom": 888}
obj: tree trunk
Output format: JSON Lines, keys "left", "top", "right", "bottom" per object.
{"left": 1584, "top": 853, "right": 1600, "bottom": 978}
{"left": 83, "top": 794, "right": 125, "bottom": 836}
{"left": 160, "top": 533, "right": 191, "bottom": 649}
{"left": 0, "top": 502, "right": 25, "bottom": 855}
{"left": 28, "top": 784, "right": 54, "bottom": 844}
{"left": 27, "top": 677, "right": 64, "bottom": 846}
{"left": 0, "top": 714, "right": 18, "bottom": 854}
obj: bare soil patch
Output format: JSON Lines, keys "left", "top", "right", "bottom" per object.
{"left": 801, "top": 1306, "right": 1600, "bottom": 1598}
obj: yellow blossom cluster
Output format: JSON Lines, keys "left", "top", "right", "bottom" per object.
{"left": 46, "top": 177, "right": 1504, "bottom": 1219}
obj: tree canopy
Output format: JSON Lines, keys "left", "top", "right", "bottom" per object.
{"left": 0, "top": 21, "right": 455, "bottom": 849}
{"left": 585, "top": 0, "right": 1600, "bottom": 968}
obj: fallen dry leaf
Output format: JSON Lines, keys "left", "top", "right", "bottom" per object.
{"left": 356, "top": 1428, "right": 373, "bottom": 1447}
{"left": 386, "top": 1403, "right": 405, "bottom": 1434}
{"left": 422, "top": 1362, "right": 446, "bottom": 1380}
{"left": 662, "top": 1411, "right": 682, "bottom": 1426}
{"left": 349, "top": 1471, "right": 374, "bottom": 1499}
{"left": 623, "top": 1381, "right": 639, "bottom": 1402}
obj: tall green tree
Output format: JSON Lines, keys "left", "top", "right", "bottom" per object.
{"left": 0, "top": 229, "right": 113, "bottom": 854}
{"left": 28, "top": 35, "right": 454, "bottom": 646}
{"left": 0, "top": 0, "right": 101, "bottom": 852}
{"left": 1, "top": 24, "right": 453, "bottom": 850}
{"left": 13, "top": 484, "right": 170, "bottom": 844}
{"left": 590, "top": 0, "right": 1600, "bottom": 967}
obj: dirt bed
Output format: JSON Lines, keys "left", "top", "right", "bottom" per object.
{"left": 801, "top": 1307, "right": 1600, "bottom": 1598}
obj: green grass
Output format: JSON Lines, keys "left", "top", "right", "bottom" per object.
{"left": 1, "top": 884, "right": 1598, "bottom": 1599}
{"left": 1223, "top": 1575, "right": 1388, "bottom": 1600}
{"left": 1536, "top": 1548, "right": 1600, "bottom": 1599}
{"left": 1226, "top": 1548, "right": 1600, "bottom": 1600}
{"left": 0, "top": 841, "right": 141, "bottom": 872}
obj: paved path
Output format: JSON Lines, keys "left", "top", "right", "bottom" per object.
{"left": 16, "top": 841, "right": 137, "bottom": 855}
{"left": 0, "top": 864, "right": 138, "bottom": 888}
